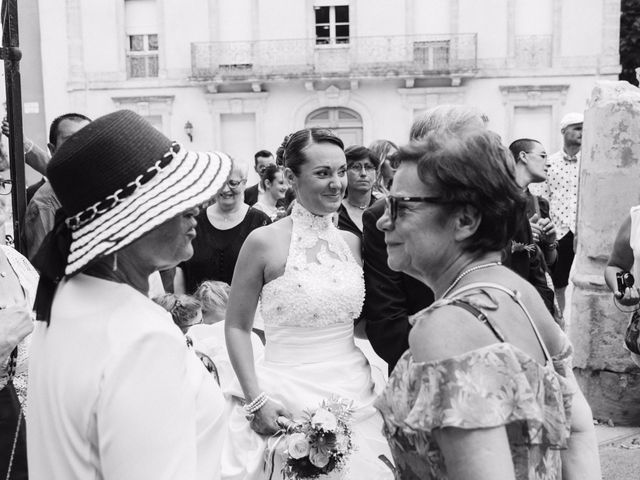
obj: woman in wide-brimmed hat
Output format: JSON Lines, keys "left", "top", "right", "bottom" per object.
{"left": 26, "top": 110, "right": 233, "bottom": 480}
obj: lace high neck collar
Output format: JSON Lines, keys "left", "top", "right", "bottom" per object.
{"left": 291, "top": 201, "right": 333, "bottom": 231}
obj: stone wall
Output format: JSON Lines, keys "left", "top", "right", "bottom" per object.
{"left": 570, "top": 80, "right": 640, "bottom": 426}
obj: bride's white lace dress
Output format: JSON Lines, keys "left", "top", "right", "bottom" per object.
{"left": 221, "top": 202, "right": 393, "bottom": 480}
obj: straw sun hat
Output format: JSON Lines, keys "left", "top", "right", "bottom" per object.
{"left": 47, "top": 109, "right": 232, "bottom": 276}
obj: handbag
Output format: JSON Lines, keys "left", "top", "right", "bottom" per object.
{"left": 624, "top": 309, "right": 640, "bottom": 355}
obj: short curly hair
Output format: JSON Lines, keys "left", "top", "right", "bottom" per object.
{"left": 395, "top": 128, "right": 525, "bottom": 254}
{"left": 344, "top": 145, "right": 380, "bottom": 169}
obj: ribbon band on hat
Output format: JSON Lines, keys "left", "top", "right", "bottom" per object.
{"left": 34, "top": 110, "right": 233, "bottom": 322}
{"left": 66, "top": 142, "right": 179, "bottom": 231}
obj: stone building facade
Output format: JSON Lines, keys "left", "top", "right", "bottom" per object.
{"left": 37, "top": 0, "right": 620, "bottom": 183}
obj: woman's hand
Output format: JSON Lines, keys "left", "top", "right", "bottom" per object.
{"left": 538, "top": 217, "right": 557, "bottom": 245}
{"left": 614, "top": 285, "right": 640, "bottom": 306}
{"left": 529, "top": 214, "right": 557, "bottom": 246}
{"left": 248, "top": 398, "right": 293, "bottom": 436}
{"left": 529, "top": 214, "right": 543, "bottom": 243}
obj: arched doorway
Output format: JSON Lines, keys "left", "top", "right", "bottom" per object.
{"left": 305, "top": 107, "right": 363, "bottom": 147}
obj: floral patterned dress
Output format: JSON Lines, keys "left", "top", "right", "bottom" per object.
{"left": 375, "top": 283, "right": 574, "bottom": 480}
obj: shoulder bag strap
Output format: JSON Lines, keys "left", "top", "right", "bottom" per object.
{"left": 447, "top": 282, "right": 552, "bottom": 362}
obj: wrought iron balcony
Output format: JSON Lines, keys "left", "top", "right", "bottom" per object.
{"left": 191, "top": 34, "right": 477, "bottom": 81}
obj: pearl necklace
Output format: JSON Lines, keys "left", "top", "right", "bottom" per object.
{"left": 441, "top": 261, "right": 502, "bottom": 299}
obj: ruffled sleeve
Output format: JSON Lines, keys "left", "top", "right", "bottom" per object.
{"left": 396, "top": 343, "right": 572, "bottom": 449}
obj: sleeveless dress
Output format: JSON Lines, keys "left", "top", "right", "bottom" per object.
{"left": 375, "top": 283, "right": 575, "bottom": 480}
{"left": 221, "top": 202, "right": 393, "bottom": 480}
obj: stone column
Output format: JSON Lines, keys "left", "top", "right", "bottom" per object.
{"left": 570, "top": 80, "right": 640, "bottom": 426}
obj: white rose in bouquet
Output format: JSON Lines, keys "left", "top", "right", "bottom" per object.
{"left": 311, "top": 408, "right": 338, "bottom": 432}
{"left": 287, "top": 432, "right": 311, "bottom": 459}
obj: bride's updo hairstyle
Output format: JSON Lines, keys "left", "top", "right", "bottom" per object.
{"left": 281, "top": 128, "right": 344, "bottom": 175}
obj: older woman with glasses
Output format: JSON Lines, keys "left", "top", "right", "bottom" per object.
{"left": 177, "top": 162, "right": 271, "bottom": 293}
{"left": 337, "top": 145, "right": 379, "bottom": 237}
{"left": 375, "top": 129, "right": 599, "bottom": 480}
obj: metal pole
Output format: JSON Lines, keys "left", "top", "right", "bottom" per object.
{"left": 1, "top": 0, "right": 25, "bottom": 255}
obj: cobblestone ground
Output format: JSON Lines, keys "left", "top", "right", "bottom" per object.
{"left": 597, "top": 426, "right": 640, "bottom": 479}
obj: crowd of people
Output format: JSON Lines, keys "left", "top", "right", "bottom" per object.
{"left": 1, "top": 101, "right": 634, "bottom": 480}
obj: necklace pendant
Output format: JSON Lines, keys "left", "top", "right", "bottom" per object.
{"left": 347, "top": 200, "right": 368, "bottom": 210}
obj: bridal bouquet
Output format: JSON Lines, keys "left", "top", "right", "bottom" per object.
{"left": 281, "top": 397, "right": 355, "bottom": 480}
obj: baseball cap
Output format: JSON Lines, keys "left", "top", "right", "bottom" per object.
{"left": 560, "top": 112, "right": 584, "bottom": 131}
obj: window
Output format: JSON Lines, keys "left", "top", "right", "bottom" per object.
{"left": 125, "top": 0, "right": 159, "bottom": 78}
{"left": 112, "top": 95, "right": 175, "bottom": 135}
{"left": 305, "top": 107, "right": 362, "bottom": 146}
{"left": 314, "top": 5, "right": 349, "bottom": 45}
{"left": 127, "top": 34, "right": 159, "bottom": 78}
{"left": 413, "top": 40, "right": 450, "bottom": 70}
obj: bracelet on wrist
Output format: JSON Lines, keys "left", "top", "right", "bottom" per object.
{"left": 543, "top": 241, "right": 558, "bottom": 250}
{"left": 244, "top": 392, "right": 269, "bottom": 414}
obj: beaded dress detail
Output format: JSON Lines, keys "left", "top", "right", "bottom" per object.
{"left": 261, "top": 201, "right": 364, "bottom": 327}
{"left": 221, "top": 202, "right": 393, "bottom": 480}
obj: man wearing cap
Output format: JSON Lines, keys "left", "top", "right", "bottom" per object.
{"left": 530, "top": 112, "right": 583, "bottom": 312}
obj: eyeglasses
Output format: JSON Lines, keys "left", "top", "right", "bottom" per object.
{"left": 525, "top": 151, "right": 547, "bottom": 160}
{"left": 0, "top": 179, "right": 11, "bottom": 195}
{"left": 384, "top": 195, "right": 449, "bottom": 225}
{"left": 347, "top": 163, "right": 376, "bottom": 173}
{"left": 225, "top": 178, "right": 247, "bottom": 190}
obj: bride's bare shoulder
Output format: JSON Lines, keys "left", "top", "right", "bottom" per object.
{"left": 243, "top": 217, "right": 292, "bottom": 252}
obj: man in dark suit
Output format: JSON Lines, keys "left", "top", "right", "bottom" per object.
{"left": 363, "top": 198, "right": 434, "bottom": 372}
{"left": 244, "top": 149, "right": 275, "bottom": 206}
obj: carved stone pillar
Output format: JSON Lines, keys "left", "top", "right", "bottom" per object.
{"left": 570, "top": 80, "right": 640, "bottom": 425}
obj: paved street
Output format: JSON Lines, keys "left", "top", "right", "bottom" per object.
{"left": 597, "top": 424, "right": 640, "bottom": 479}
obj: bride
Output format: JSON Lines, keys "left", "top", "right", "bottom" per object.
{"left": 223, "top": 128, "right": 393, "bottom": 479}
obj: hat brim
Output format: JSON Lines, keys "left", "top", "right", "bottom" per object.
{"left": 65, "top": 147, "right": 232, "bottom": 276}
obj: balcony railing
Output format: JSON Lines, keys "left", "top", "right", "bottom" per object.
{"left": 191, "top": 34, "right": 477, "bottom": 80}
